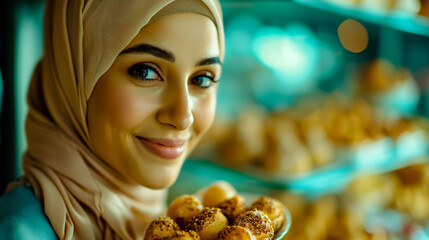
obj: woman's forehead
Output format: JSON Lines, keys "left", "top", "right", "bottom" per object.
{"left": 125, "top": 13, "right": 220, "bottom": 61}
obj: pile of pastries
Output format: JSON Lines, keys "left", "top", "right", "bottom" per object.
{"left": 198, "top": 94, "right": 425, "bottom": 174}
{"left": 144, "top": 182, "right": 286, "bottom": 240}
{"left": 274, "top": 161, "right": 429, "bottom": 240}
{"left": 276, "top": 193, "right": 389, "bottom": 240}
{"left": 324, "top": 0, "right": 428, "bottom": 18}
{"left": 345, "top": 162, "right": 429, "bottom": 223}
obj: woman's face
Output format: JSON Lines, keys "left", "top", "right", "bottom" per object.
{"left": 87, "top": 13, "right": 221, "bottom": 189}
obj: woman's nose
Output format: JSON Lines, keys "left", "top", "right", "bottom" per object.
{"left": 156, "top": 85, "right": 194, "bottom": 131}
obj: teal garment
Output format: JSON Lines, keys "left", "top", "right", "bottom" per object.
{"left": 0, "top": 186, "right": 57, "bottom": 240}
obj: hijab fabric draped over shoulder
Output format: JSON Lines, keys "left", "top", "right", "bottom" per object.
{"left": 20, "top": 0, "right": 224, "bottom": 239}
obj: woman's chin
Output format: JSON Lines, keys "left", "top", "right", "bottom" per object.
{"left": 132, "top": 170, "right": 180, "bottom": 190}
{"left": 141, "top": 178, "right": 176, "bottom": 190}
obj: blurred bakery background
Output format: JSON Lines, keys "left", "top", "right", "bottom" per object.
{"left": 1, "top": 0, "right": 429, "bottom": 239}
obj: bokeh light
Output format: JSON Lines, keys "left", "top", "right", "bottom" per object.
{"left": 337, "top": 18, "right": 369, "bottom": 53}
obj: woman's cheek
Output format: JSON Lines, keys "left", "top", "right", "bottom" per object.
{"left": 110, "top": 86, "right": 155, "bottom": 129}
{"left": 193, "top": 92, "right": 217, "bottom": 135}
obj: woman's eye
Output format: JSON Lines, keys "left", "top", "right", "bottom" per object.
{"left": 128, "top": 63, "right": 162, "bottom": 81}
{"left": 191, "top": 74, "right": 216, "bottom": 88}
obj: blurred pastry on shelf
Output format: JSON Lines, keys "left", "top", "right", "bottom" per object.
{"left": 272, "top": 162, "right": 429, "bottom": 239}
{"left": 344, "top": 162, "right": 429, "bottom": 224}
{"left": 218, "top": 105, "right": 267, "bottom": 166}
{"left": 328, "top": 0, "right": 421, "bottom": 14}
{"left": 344, "top": 173, "right": 398, "bottom": 212}
{"left": 357, "top": 59, "right": 397, "bottom": 94}
{"left": 394, "top": 0, "right": 421, "bottom": 13}
{"left": 357, "top": 59, "right": 420, "bottom": 115}
{"left": 275, "top": 191, "right": 391, "bottom": 240}
{"left": 274, "top": 192, "right": 307, "bottom": 224}
{"left": 302, "top": 124, "right": 336, "bottom": 167}
{"left": 189, "top": 116, "right": 233, "bottom": 160}
{"left": 194, "top": 77, "right": 427, "bottom": 176}
{"left": 262, "top": 117, "right": 313, "bottom": 173}
{"left": 391, "top": 163, "right": 429, "bottom": 223}
{"left": 310, "top": 195, "right": 339, "bottom": 224}
{"left": 394, "top": 162, "right": 428, "bottom": 186}
{"left": 360, "top": 0, "right": 422, "bottom": 13}
{"left": 419, "top": 0, "right": 429, "bottom": 17}
{"left": 382, "top": 117, "right": 416, "bottom": 139}
{"left": 360, "top": 0, "right": 397, "bottom": 11}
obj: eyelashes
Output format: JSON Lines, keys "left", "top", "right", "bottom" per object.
{"left": 190, "top": 73, "right": 216, "bottom": 88}
{"left": 127, "top": 62, "right": 218, "bottom": 88}
{"left": 128, "top": 63, "right": 162, "bottom": 81}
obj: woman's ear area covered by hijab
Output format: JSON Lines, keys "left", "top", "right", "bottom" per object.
{"left": 87, "top": 13, "right": 221, "bottom": 189}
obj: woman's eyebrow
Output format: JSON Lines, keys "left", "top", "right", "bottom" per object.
{"left": 120, "top": 43, "right": 175, "bottom": 62}
{"left": 196, "top": 57, "right": 221, "bottom": 67}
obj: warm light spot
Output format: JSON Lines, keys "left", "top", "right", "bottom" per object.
{"left": 337, "top": 19, "right": 368, "bottom": 53}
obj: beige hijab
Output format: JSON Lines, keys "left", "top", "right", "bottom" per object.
{"left": 20, "top": 0, "right": 224, "bottom": 239}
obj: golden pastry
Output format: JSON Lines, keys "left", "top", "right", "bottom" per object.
{"left": 249, "top": 196, "right": 285, "bottom": 231}
{"left": 263, "top": 117, "right": 313, "bottom": 173}
{"left": 217, "top": 226, "right": 256, "bottom": 240}
{"left": 419, "top": 0, "right": 429, "bottom": 17}
{"left": 394, "top": 162, "right": 427, "bottom": 186}
{"left": 358, "top": 59, "right": 396, "bottom": 93}
{"left": 170, "top": 230, "right": 201, "bottom": 240}
{"left": 144, "top": 217, "right": 179, "bottom": 240}
{"left": 186, "top": 207, "right": 229, "bottom": 240}
{"left": 201, "top": 181, "right": 237, "bottom": 207}
{"left": 167, "top": 195, "right": 203, "bottom": 229}
{"left": 225, "top": 106, "right": 267, "bottom": 164}
{"left": 217, "top": 195, "right": 247, "bottom": 222}
{"left": 234, "top": 209, "right": 274, "bottom": 240}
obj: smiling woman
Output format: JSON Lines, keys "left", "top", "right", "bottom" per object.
{"left": 0, "top": 0, "right": 224, "bottom": 239}
{"left": 87, "top": 13, "right": 222, "bottom": 190}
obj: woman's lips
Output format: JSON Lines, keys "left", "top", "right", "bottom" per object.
{"left": 137, "top": 137, "right": 186, "bottom": 159}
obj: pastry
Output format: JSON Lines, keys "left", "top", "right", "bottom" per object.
{"left": 217, "top": 226, "right": 256, "bottom": 240}
{"left": 201, "top": 181, "right": 237, "bottom": 207}
{"left": 144, "top": 217, "right": 180, "bottom": 240}
{"left": 234, "top": 209, "right": 274, "bottom": 240}
{"left": 170, "top": 230, "right": 200, "bottom": 240}
{"left": 419, "top": 0, "right": 429, "bottom": 17}
{"left": 186, "top": 207, "right": 229, "bottom": 240}
{"left": 167, "top": 195, "right": 203, "bottom": 229}
{"left": 249, "top": 196, "right": 285, "bottom": 231}
{"left": 217, "top": 195, "right": 247, "bottom": 222}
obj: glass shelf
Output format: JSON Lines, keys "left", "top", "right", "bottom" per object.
{"left": 171, "top": 135, "right": 428, "bottom": 200}
{"left": 221, "top": 0, "right": 429, "bottom": 37}
{"left": 294, "top": 0, "right": 429, "bottom": 37}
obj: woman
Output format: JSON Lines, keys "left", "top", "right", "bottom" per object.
{"left": 0, "top": 0, "right": 224, "bottom": 239}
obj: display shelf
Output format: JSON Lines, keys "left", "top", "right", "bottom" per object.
{"left": 248, "top": 133, "right": 427, "bottom": 197}
{"left": 171, "top": 137, "right": 428, "bottom": 200}
{"left": 221, "top": 0, "right": 429, "bottom": 37}
{"left": 294, "top": 0, "right": 429, "bottom": 37}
